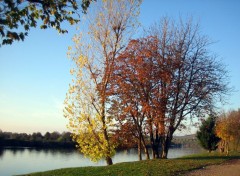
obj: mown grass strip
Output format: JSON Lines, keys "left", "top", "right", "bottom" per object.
{"left": 19, "top": 152, "right": 240, "bottom": 176}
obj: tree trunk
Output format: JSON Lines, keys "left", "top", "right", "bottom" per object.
{"left": 155, "top": 145, "right": 160, "bottom": 158}
{"left": 159, "top": 108, "right": 166, "bottom": 158}
{"left": 159, "top": 136, "right": 164, "bottom": 158}
{"left": 161, "top": 142, "right": 168, "bottom": 159}
{"left": 152, "top": 139, "right": 160, "bottom": 159}
{"left": 138, "top": 137, "right": 142, "bottom": 161}
{"left": 101, "top": 105, "right": 113, "bottom": 165}
{"left": 152, "top": 143, "right": 160, "bottom": 159}
{"left": 143, "top": 145, "right": 150, "bottom": 160}
{"left": 149, "top": 124, "right": 160, "bottom": 159}
{"left": 105, "top": 156, "right": 113, "bottom": 165}
{"left": 161, "top": 134, "right": 172, "bottom": 159}
{"left": 155, "top": 132, "right": 160, "bottom": 159}
{"left": 219, "top": 140, "right": 225, "bottom": 153}
{"left": 225, "top": 141, "right": 229, "bottom": 156}
{"left": 149, "top": 123, "right": 155, "bottom": 159}
{"left": 151, "top": 147, "right": 156, "bottom": 159}
{"left": 141, "top": 137, "right": 150, "bottom": 160}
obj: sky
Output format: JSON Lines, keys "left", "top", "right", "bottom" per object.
{"left": 0, "top": 0, "right": 239, "bottom": 134}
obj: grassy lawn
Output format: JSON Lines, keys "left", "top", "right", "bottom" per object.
{"left": 19, "top": 152, "right": 240, "bottom": 176}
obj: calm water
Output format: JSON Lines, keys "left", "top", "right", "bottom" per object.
{"left": 0, "top": 147, "right": 201, "bottom": 176}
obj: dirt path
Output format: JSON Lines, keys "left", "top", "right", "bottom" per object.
{"left": 185, "top": 159, "right": 240, "bottom": 176}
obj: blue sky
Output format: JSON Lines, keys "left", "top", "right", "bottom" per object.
{"left": 0, "top": 0, "right": 239, "bottom": 134}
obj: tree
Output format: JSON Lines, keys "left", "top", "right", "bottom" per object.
{"left": 216, "top": 109, "right": 240, "bottom": 154}
{"left": 146, "top": 18, "right": 229, "bottom": 158}
{"left": 0, "top": 129, "right": 3, "bottom": 140}
{"left": 111, "top": 37, "right": 158, "bottom": 160}
{"left": 197, "top": 116, "right": 220, "bottom": 152}
{"left": 44, "top": 132, "right": 51, "bottom": 141}
{"left": 64, "top": 0, "right": 141, "bottom": 165}
{"left": 111, "top": 17, "right": 229, "bottom": 159}
{"left": 31, "top": 132, "right": 43, "bottom": 141}
{"left": 58, "top": 132, "right": 72, "bottom": 143}
{"left": 0, "top": 0, "right": 94, "bottom": 46}
{"left": 49, "top": 131, "right": 61, "bottom": 141}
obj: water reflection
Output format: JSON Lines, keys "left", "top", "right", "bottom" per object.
{"left": 11, "top": 147, "right": 25, "bottom": 156}
{"left": 0, "top": 148, "right": 3, "bottom": 159}
{"left": 0, "top": 147, "right": 202, "bottom": 176}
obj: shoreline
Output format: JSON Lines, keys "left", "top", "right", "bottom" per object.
{"left": 17, "top": 152, "right": 240, "bottom": 176}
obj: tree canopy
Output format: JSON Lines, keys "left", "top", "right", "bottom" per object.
{"left": 216, "top": 109, "right": 240, "bottom": 153}
{"left": 110, "top": 17, "right": 229, "bottom": 159}
{"left": 64, "top": 0, "right": 141, "bottom": 165}
{"left": 0, "top": 0, "right": 93, "bottom": 46}
{"left": 197, "top": 116, "right": 220, "bottom": 152}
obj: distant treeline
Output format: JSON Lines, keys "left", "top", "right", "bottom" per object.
{"left": 0, "top": 130, "right": 76, "bottom": 148}
{"left": 0, "top": 130, "right": 199, "bottom": 149}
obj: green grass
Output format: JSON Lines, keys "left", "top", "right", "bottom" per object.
{"left": 18, "top": 152, "right": 240, "bottom": 176}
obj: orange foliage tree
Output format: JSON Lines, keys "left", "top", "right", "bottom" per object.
{"left": 110, "top": 18, "right": 229, "bottom": 159}
{"left": 109, "top": 37, "right": 157, "bottom": 160}
{"left": 216, "top": 109, "right": 240, "bottom": 154}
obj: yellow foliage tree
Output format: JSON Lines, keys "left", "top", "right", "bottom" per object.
{"left": 216, "top": 109, "right": 240, "bottom": 154}
{"left": 64, "top": 0, "right": 141, "bottom": 165}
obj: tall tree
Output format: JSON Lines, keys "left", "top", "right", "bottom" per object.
{"left": 148, "top": 18, "right": 229, "bottom": 158}
{"left": 112, "top": 17, "right": 229, "bottom": 159}
{"left": 196, "top": 116, "right": 220, "bottom": 152}
{"left": 111, "top": 37, "right": 158, "bottom": 160}
{"left": 64, "top": 0, "right": 141, "bottom": 165}
{"left": 0, "top": 0, "right": 93, "bottom": 46}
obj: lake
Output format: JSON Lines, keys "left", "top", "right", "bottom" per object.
{"left": 0, "top": 147, "right": 202, "bottom": 176}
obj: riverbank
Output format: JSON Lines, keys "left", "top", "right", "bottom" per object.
{"left": 19, "top": 152, "right": 240, "bottom": 176}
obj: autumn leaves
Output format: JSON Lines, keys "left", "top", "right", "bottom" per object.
{"left": 216, "top": 110, "right": 240, "bottom": 154}
{"left": 64, "top": 0, "right": 141, "bottom": 165}
{"left": 110, "top": 19, "right": 229, "bottom": 160}
{"left": 64, "top": 0, "right": 229, "bottom": 165}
